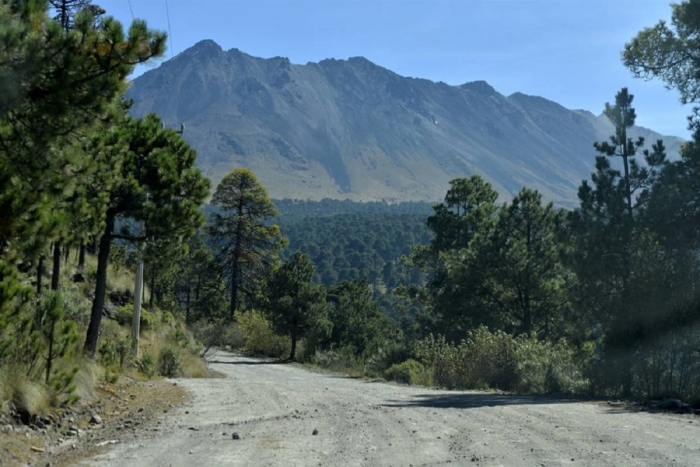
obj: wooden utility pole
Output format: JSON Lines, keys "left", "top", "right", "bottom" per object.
{"left": 132, "top": 216, "right": 146, "bottom": 357}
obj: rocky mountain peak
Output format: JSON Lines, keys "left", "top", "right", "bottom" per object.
{"left": 125, "top": 40, "right": 683, "bottom": 206}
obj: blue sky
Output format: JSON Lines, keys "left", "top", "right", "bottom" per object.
{"left": 101, "top": 0, "right": 690, "bottom": 136}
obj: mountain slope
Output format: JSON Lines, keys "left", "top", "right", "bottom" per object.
{"left": 126, "top": 40, "right": 684, "bottom": 206}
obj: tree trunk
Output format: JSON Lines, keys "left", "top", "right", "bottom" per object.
{"left": 621, "top": 353, "right": 634, "bottom": 398}
{"left": 84, "top": 214, "right": 114, "bottom": 356}
{"left": 622, "top": 154, "right": 633, "bottom": 220}
{"left": 88, "top": 238, "right": 97, "bottom": 255}
{"left": 523, "top": 289, "right": 532, "bottom": 335}
{"left": 194, "top": 275, "right": 200, "bottom": 302}
{"left": 290, "top": 335, "right": 297, "bottom": 361}
{"left": 229, "top": 199, "right": 244, "bottom": 319}
{"left": 149, "top": 265, "right": 155, "bottom": 309}
{"left": 51, "top": 242, "right": 61, "bottom": 291}
{"left": 185, "top": 281, "right": 191, "bottom": 323}
{"left": 45, "top": 317, "right": 56, "bottom": 385}
{"left": 78, "top": 242, "right": 86, "bottom": 269}
{"left": 36, "top": 255, "right": 44, "bottom": 296}
{"left": 230, "top": 271, "right": 239, "bottom": 320}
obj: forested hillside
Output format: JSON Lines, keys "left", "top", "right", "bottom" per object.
{"left": 276, "top": 200, "right": 432, "bottom": 286}
{"left": 274, "top": 199, "right": 433, "bottom": 219}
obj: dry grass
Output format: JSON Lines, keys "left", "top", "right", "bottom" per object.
{"left": 180, "top": 351, "right": 209, "bottom": 378}
{"left": 71, "top": 359, "right": 99, "bottom": 403}
{"left": 0, "top": 367, "right": 49, "bottom": 415}
{"left": 81, "top": 254, "right": 150, "bottom": 301}
{"left": 0, "top": 429, "right": 47, "bottom": 467}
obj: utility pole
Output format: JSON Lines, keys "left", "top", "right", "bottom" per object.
{"left": 132, "top": 194, "right": 148, "bottom": 357}
{"left": 132, "top": 122, "right": 184, "bottom": 356}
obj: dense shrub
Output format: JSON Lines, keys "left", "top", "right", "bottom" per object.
{"left": 414, "top": 329, "right": 517, "bottom": 390}
{"left": 99, "top": 337, "right": 132, "bottom": 369}
{"left": 61, "top": 288, "right": 92, "bottom": 327}
{"left": 513, "top": 336, "right": 591, "bottom": 394}
{"left": 363, "top": 341, "right": 410, "bottom": 378}
{"left": 384, "top": 359, "right": 431, "bottom": 385}
{"left": 311, "top": 347, "right": 363, "bottom": 375}
{"left": 137, "top": 352, "right": 156, "bottom": 378}
{"left": 162, "top": 311, "right": 176, "bottom": 326}
{"left": 158, "top": 347, "right": 182, "bottom": 377}
{"left": 115, "top": 305, "right": 155, "bottom": 330}
{"left": 631, "top": 325, "right": 700, "bottom": 400}
{"left": 414, "top": 327, "right": 590, "bottom": 394}
{"left": 234, "top": 310, "right": 290, "bottom": 358}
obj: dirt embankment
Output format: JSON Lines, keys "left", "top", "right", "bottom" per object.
{"left": 0, "top": 379, "right": 187, "bottom": 467}
{"left": 74, "top": 351, "right": 699, "bottom": 467}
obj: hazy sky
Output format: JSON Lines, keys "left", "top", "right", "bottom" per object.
{"left": 101, "top": 0, "right": 690, "bottom": 136}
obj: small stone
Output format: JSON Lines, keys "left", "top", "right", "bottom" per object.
{"left": 188, "top": 427, "right": 199, "bottom": 431}
{"left": 312, "top": 429, "right": 319, "bottom": 436}
{"left": 189, "top": 450, "right": 193, "bottom": 455}
{"left": 90, "top": 414, "right": 102, "bottom": 425}
{"left": 232, "top": 432, "right": 240, "bottom": 440}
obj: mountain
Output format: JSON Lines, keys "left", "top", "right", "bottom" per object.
{"left": 126, "top": 40, "right": 684, "bottom": 207}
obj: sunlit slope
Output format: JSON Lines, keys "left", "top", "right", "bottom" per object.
{"left": 126, "top": 40, "right": 683, "bottom": 206}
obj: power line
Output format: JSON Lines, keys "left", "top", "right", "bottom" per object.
{"left": 165, "top": 0, "right": 174, "bottom": 58}
{"left": 126, "top": 0, "right": 134, "bottom": 19}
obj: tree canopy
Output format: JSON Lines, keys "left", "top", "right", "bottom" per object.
{"left": 208, "top": 168, "right": 282, "bottom": 318}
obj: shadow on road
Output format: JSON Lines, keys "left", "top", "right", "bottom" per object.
{"left": 207, "top": 359, "right": 291, "bottom": 365}
{"left": 383, "top": 393, "right": 579, "bottom": 409}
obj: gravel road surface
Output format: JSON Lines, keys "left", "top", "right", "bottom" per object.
{"left": 83, "top": 351, "right": 700, "bottom": 466}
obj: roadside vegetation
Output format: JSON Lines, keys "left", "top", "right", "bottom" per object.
{"left": 0, "top": 0, "right": 209, "bottom": 440}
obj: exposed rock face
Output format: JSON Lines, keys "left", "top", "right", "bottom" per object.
{"left": 126, "top": 40, "right": 684, "bottom": 206}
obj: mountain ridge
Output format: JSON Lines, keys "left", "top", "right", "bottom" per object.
{"left": 126, "top": 39, "right": 684, "bottom": 206}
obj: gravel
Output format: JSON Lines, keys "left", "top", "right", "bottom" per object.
{"left": 81, "top": 351, "right": 700, "bottom": 466}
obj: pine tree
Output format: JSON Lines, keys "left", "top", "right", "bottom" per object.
{"left": 173, "top": 233, "right": 227, "bottom": 323}
{"left": 623, "top": 0, "right": 700, "bottom": 104}
{"left": 486, "top": 189, "right": 568, "bottom": 337}
{"left": 0, "top": 0, "right": 166, "bottom": 276}
{"left": 83, "top": 114, "right": 209, "bottom": 356}
{"left": 568, "top": 89, "right": 667, "bottom": 396}
{"left": 208, "top": 168, "right": 283, "bottom": 319}
{"left": 50, "top": 0, "right": 97, "bottom": 30}
{"left": 404, "top": 176, "right": 500, "bottom": 339}
{"left": 264, "top": 251, "right": 329, "bottom": 360}
{"left": 326, "top": 278, "right": 399, "bottom": 357}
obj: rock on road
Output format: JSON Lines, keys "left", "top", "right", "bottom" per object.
{"left": 83, "top": 352, "right": 699, "bottom": 467}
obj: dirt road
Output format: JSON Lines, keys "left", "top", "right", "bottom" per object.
{"left": 83, "top": 352, "right": 699, "bottom": 466}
